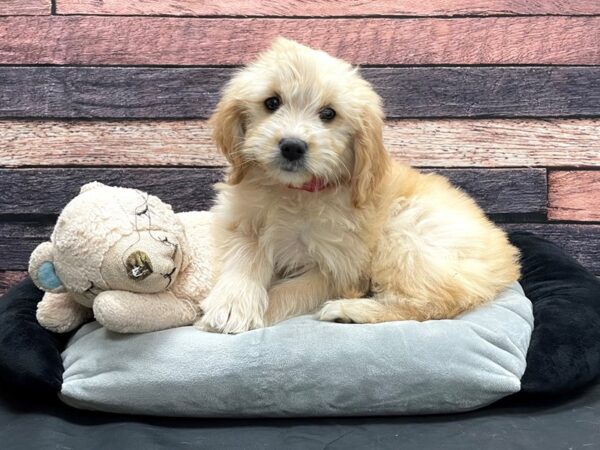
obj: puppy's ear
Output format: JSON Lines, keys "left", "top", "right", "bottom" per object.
{"left": 209, "top": 91, "right": 248, "bottom": 184}
{"left": 351, "top": 102, "right": 390, "bottom": 208}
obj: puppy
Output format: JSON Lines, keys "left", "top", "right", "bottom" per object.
{"left": 196, "top": 38, "right": 520, "bottom": 334}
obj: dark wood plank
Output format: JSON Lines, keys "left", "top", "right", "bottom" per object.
{"left": 2, "top": 67, "right": 600, "bottom": 119}
{"left": 0, "top": 168, "right": 546, "bottom": 217}
{"left": 57, "top": 0, "right": 600, "bottom": 16}
{"left": 0, "top": 0, "right": 49, "bottom": 15}
{"left": 2, "top": 17, "right": 600, "bottom": 65}
{"left": 368, "top": 67, "right": 600, "bottom": 118}
{"left": 0, "top": 169, "right": 224, "bottom": 216}
{"left": 428, "top": 169, "right": 547, "bottom": 216}
{"left": 0, "top": 222, "right": 53, "bottom": 271}
{"left": 549, "top": 171, "right": 600, "bottom": 222}
{"left": 2, "top": 223, "right": 598, "bottom": 274}
{"left": 503, "top": 224, "right": 600, "bottom": 275}
{"left": 0, "top": 271, "right": 27, "bottom": 296}
{"left": 3, "top": 119, "right": 599, "bottom": 168}
{"left": 0, "top": 67, "right": 229, "bottom": 119}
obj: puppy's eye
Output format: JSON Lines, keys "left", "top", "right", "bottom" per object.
{"left": 319, "top": 107, "right": 336, "bottom": 122}
{"left": 264, "top": 96, "right": 281, "bottom": 112}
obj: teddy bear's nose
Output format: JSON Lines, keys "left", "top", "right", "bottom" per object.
{"left": 126, "top": 251, "right": 153, "bottom": 280}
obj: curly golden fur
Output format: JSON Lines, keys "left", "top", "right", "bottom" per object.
{"left": 196, "top": 38, "right": 521, "bottom": 334}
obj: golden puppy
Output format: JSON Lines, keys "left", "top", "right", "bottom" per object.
{"left": 196, "top": 38, "right": 520, "bottom": 334}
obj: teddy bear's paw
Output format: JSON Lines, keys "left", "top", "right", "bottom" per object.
{"left": 198, "top": 282, "right": 267, "bottom": 334}
{"left": 36, "top": 300, "right": 85, "bottom": 333}
{"left": 36, "top": 315, "right": 78, "bottom": 334}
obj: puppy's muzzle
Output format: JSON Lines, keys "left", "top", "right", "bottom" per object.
{"left": 279, "top": 138, "right": 307, "bottom": 162}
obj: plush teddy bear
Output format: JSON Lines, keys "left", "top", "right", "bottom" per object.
{"left": 28, "top": 182, "right": 215, "bottom": 333}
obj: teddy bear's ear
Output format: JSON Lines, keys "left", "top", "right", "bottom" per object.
{"left": 79, "top": 181, "right": 107, "bottom": 194}
{"left": 28, "top": 242, "right": 66, "bottom": 293}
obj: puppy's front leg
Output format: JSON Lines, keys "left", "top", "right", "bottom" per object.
{"left": 264, "top": 268, "right": 331, "bottom": 326}
{"left": 196, "top": 234, "right": 272, "bottom": 334}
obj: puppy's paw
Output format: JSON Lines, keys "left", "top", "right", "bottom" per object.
{"left": 197, "top": 300, "right": 265, "bottom": 334}
{"left": 318, "top": 298, "right": 384, "bottom": 324}
{"left": 193, "top": 317, "right": 216, "bottom": 333}
{"left": 318, "top": 300, "right": 354, "bottom": 323}
{"left": 198, "top": 281, "right": 267, "bottom": 334}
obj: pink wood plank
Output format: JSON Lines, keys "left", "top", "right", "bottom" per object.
{"left": 1, "top": 16, "right": 599, "bottom": 65}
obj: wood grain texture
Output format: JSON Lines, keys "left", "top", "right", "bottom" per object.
{"left": 369, "top": 67, "right": 600, "bottom": 118}
{"left": 0, "top": 222, "right": 53, "bottom": 271}
{"left": 503, "top": 224, "right": 600, "bottom": 274}
{"left": 428, "top": 169, "right": 547, "bottom": 217}
{"left": 0, "top": 68, "right": 227, "bottom": 119}
{"left": 0, "top": 0, "right": 49, "bottom": 15}
{"left": 387, "top": 119, "right": 600, "bottom": 168}
{"left": 3, "top": 119, "right": 600, "bottom": 168}
{"left": 56, "top": 0, "right": 600, "bottom": 17}
{"left": 0, "top": 120, "right": 222, "bottom": 167}
{"left": 2, "top": 16, "right": 600, "bottom": 65}
{"left": 0, "top": 168, "right": 546, "bottom": 217}
{"left": 0, "top": 271, "right": 27, "bottom": 296}
{"left": 0, "top": 169, "right": 224, "bottom": 215}
{"left": 3, "top": 223, "right": 598, "bottom": 273}
{"left": 549, "top": 171, "right": 600, "bottom": 221}
{"left": 2, "top": 67, "right": 600, "bottom": 119}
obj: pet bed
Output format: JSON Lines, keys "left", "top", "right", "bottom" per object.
{"left": 59, "top": 282, "right": 531, "bottom": 417}
{"left": 1, "top": 232, "right": 599, "bottom": 417}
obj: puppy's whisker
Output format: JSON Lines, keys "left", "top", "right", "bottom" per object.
{"left": 226, "top": 149, "right": 249, "bottom": 158}
{"left": 308, "top": 151, "right": 352, "bottom": 184}
{"left": 227, "top": 144, "right": 267, "bottom": 161}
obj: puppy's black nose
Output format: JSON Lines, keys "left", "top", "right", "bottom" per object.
{"left": 279, "top": 138, "right": 307, "bottom": 162}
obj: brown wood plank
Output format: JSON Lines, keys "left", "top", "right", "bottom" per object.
{"left": 56, "top": 0, "right": 600, "bottom": 16}
{"left": 0, "top": 271, "right": 27, "bottom": 296}
{"left": 2, "top": 67, "right": 600, "bottom": 119}
{"left": 0, "top": 0, "right": 49, "bottom": 15}
{"left": 2, "top": 223, "right": 598, "bottom": 274}
{"left": 2, "top": 119, "right": 599, "bottom": 168}
{"left": 1, "top": 16, "right": 600, "bottom": 65}
{"left": 388, "top": 119, "right": 600, "bottom": 168}
{"left": 0, "top": 168, "right": 546, "bottom": 218}
{"left": 549, "top": 171, "right": 600, "bottom": 222}
{"left": 503, "top": 224, "right": 600, "bottom": 275}
{"left": 0, "top": 120, "right": 222, "bottom": 167}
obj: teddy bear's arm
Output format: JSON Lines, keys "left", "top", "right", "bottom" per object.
{"left": 36, "top": 292, "right": 94, "bottom": 333}
{"left": 93, "top": 291, "right": 200, "bottom": 333}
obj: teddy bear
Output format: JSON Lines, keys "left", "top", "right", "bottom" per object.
{"left": 28, "top": 182, "right": 215, "bottom": 333}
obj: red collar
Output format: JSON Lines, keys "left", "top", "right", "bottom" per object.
{"left": 287, "top": 177, "right": 329, "bottom": 193}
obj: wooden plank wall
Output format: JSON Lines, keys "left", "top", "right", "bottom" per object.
{"left": 0, "top": 1, "right": 599, "bottom": 294}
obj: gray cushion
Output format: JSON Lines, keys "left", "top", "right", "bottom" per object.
{"left": 60, "top": 282, "right": 533, "bottom": 417}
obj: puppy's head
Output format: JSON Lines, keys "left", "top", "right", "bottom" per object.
{"left": 210, "top": 37, "right": 390, "bottom": 207}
